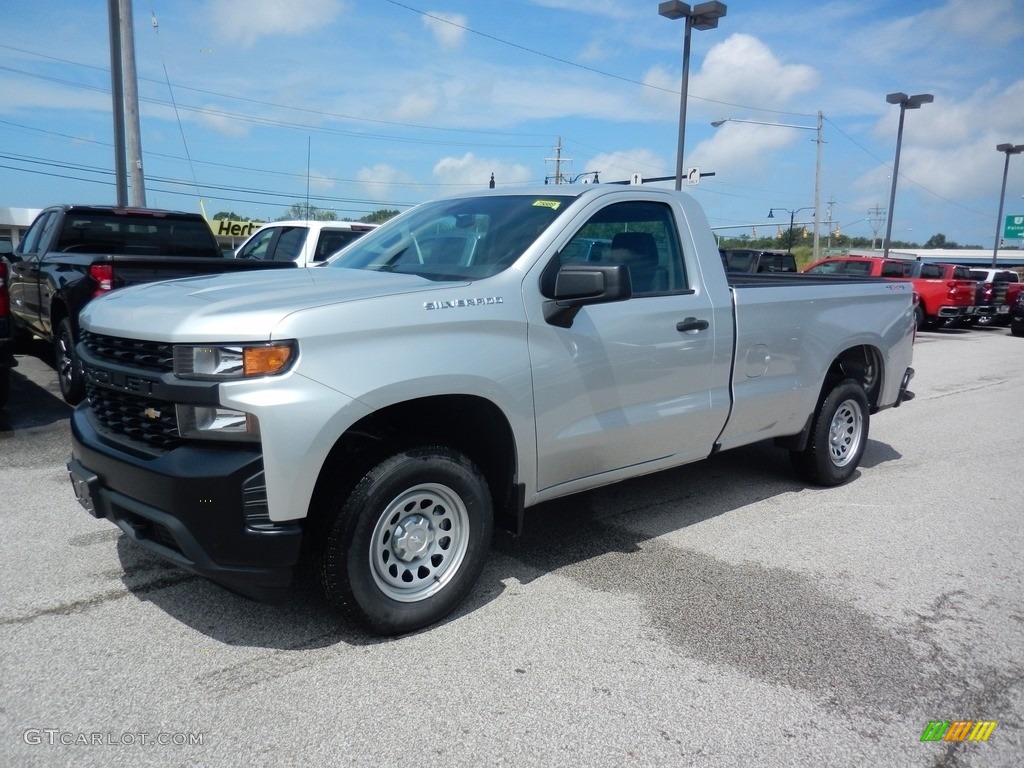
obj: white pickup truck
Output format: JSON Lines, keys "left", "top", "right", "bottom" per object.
{"left": 68, "top": 185, "right": 915, "bottom": 635}
{"left": 234, "top": 219, "right": 378, "bottom": 266}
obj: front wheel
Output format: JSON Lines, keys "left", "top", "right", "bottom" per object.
{"left": 317, "top": 445, "right": 493, "bottom": 635}
{"left": 55, "top": 318, "right": 85, "bottom": 404}
{"left": 790, "top": 379, "right": 869, "bottom": 487}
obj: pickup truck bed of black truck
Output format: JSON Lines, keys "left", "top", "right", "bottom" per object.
{"left": 7, "top": 204, "right": 295, "bottom": 404}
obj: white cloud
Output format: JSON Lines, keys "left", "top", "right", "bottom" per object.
{"left": 422, "top": 12, "right": 467, "bottom": 50}
{"left": 433, "top": 153, "right": 532, "bottom": 189}
{"left": 689, "top": 122, "right": 809, "bottom": 181}
{"left": 356, "top": 164, "right": 417, "bottom": 203}
{"left": 390, "top": 87, "right": 443, "bottom": 122}
{"left": 208, "top": 0, "right": 344, "bottom": 48}
{"left": 926, "top": 0, "right": 1023, "bottom": 45}
{"left": 586, "top": 149, "right": 667, "bottom": 183}
{"left": 863, "top": 78, "right": 1024, "bottom": 200}
{"left": 689, "top": 33, "right": 819, "bottom": 111}
{"left": 307, "top": 169, "right": 334, "bottom": 193}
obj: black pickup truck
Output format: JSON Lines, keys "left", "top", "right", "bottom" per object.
{"left": 6, "top": 205, "right": 295, "bottom": 405}
{"left": 719, "top": 248, "right": 797, "bottom": 274}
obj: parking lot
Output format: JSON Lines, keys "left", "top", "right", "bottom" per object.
{"left": 1, "top": 327, "right": 1022, "bottom": 767}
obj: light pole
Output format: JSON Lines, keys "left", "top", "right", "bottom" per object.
{"left": 768, "top": 206, "right": 814, "bottom": 254}
{"left": 882, "top": 92, "right": 933, "bottom": 258}
{"left": 991, "top": 143, "right": 1024, "bottom": 268}
{"left": 658, "top": 1, "right": 727, "bottom": 191}
{"left": 712, "top": 112, "right": 824, "bottom": 261}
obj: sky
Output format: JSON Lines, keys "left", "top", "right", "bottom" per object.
{"left": 1, "top": 0, "right": 1022, "bottom": 248}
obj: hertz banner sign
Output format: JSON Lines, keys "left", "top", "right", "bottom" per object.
{"left": 209, "top": 219, "right": 263, "bottom": 238}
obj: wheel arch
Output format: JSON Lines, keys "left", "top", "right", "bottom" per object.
{"left": 826, "top": 344, "right": 884, "bottom": 411}
{"left": 308, "top": 394, "right": 521, "bottom": 538}
{"left": 775, "top": 344, "right": 883, "bottom": 452}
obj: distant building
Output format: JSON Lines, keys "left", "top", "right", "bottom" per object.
{"left": 0, "top": 207, "right": 43, "bottom": 251}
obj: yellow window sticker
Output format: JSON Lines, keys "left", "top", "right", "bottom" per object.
{"left": 532, "top": 200, "right": 562, "bottom": 210}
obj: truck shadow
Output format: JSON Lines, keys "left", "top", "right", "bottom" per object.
{"left": 116, "top": 437, "right": 903, "bottom": 652}
{"left": 0, "top": 346, "right": 71, "bottom": 431}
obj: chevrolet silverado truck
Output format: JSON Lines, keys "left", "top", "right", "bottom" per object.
{"left": 7, "top": 205, "right": 296, "bottom": 404}
{"left": 67, "top": 186, "right": 916, "bottom": 635}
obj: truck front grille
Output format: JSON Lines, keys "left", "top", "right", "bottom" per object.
{"left": 86, "top": 382, "right": 181, "bottom": 449}
{"left": 81, "top": 331, "right": 173, "bottom": 372}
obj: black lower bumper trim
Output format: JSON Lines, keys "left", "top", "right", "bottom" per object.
{"left": 69, "top": 406, "right": 304, "bottom": 600}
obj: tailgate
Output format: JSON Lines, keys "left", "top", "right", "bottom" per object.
{"left": 109, "top": 256, "right": 296, "bottom": 288}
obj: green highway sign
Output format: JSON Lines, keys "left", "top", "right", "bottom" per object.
{"left": 1005, "top": 214, "right": 1024, "bottom": 239}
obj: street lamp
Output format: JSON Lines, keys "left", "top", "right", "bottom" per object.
{"left": 991, "top": 143, "right": 1024, "bottom": 267}
{"left": 711, "top": 112, "right": 824, "bottom": 261}
{"left": 767, "top": 206, "right": 814, "bottom": 254}
{"left": 658, "top": 1, "right": 727, "bottom": 191}
{"left": 882, "top": 91, "right": 933, "bottom": 258}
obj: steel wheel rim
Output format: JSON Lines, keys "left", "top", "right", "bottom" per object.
{"left": 828, "top": 399, "right": 863, "bottom": 467}
{"left": 369, "top": 482, "right": 470, "bottom": 603}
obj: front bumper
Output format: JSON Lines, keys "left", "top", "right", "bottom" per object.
{"left": 68, "top": 406, "right": 303, "bottom": 600}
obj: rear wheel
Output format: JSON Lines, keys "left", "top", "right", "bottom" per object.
{"left": 790, "top": 379, "right": 869, "bottom": 487}
{"left": 0, "top": 367, "right": 9, "bottom": 409}
{"left": 317, "top": 445, "right": 493, "bottom": 635}
{"left": 55, "top": 318, "right": 85, "bottom": 405}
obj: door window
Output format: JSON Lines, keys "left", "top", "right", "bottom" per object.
{"left": 558, "top": 201, "right": 687, "bottom": 295}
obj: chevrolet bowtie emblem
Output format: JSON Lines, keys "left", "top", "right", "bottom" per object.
{"left": 143, "top": 407, "right": 161, "bottom": 420}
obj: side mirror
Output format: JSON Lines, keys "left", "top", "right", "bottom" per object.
{"left": 542, "top": 262, "right": 632, "bottom": 327}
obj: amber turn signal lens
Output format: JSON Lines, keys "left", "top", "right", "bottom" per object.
{"left": 243, "top": 344, "right": 294, "bottom": 376}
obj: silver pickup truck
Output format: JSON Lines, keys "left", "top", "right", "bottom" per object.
{"left": 67, "top": 185, "right": 915, "bottom": 635}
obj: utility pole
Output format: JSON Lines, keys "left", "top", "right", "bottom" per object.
{"left": 867, "top": 204, "right": 886, "bottom": 250}
{"left": 120, "top": 0, "right": 146, "bottom": 206}
{"left": 544, "top": 138, "right": 572, "bottom": 184}
{"left": 107, "top": 0, "right": 128, "bottom": 205}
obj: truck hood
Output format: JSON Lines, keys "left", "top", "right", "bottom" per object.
{"left": 80, "top": 267, "right": 466, "bottom": 341}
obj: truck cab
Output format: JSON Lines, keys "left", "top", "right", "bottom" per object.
{"left": 235, "top": 220, "right": 379, "bottom": 266}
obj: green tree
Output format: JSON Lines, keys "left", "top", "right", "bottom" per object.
{"left": 361, "top": 209, "right": 401, "bottom": 224}
{"left": 278, "top": 202, "right": 338, "bottom": 221}
{"left": 924, "top": 233, "right": 959, "bottom": 248}
{"left": 213, "top": 210, "right": 250, "bottom": 220}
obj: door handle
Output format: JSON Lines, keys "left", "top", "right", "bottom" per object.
{"left": 676, "top": 317, "right": 709, "bottom": 333}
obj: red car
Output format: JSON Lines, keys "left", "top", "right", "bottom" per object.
{"left": 804, "top": 257, "right": 975, "bottom": 329}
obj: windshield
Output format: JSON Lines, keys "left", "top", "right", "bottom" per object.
{"left": 327, "top": 194, "right": 575, "bottom": 280}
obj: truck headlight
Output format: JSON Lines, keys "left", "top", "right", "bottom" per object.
{"left": 176, "top": 405, "right": 261, "bottom": 442}
{"left": 173, "top": 342, "right": 296, "bottom": 380}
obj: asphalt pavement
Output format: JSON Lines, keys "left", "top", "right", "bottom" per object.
{"left": 1, "top": 327, "right": 1021, "bottom": 767}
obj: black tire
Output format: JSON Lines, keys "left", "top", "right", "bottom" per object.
{"left": 55, "top": 318, "right": 85, "bottom": 405}
{"left": 790, "top": 379, "right": 869, "bottom": 487}
{"left": 1012, "top": 325, "right": 1024, "bottom": 337}
{"left": 913, "top": 305, "right": 925, "bottom": 330}
{"left": 0, "top": 367, "right": 8, "bottom": 409}
{"left": 317, "top": 445, "right": 493, "bottom": 635}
